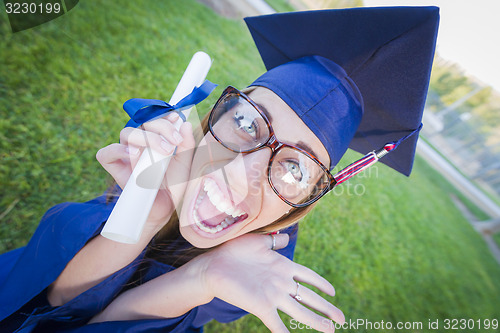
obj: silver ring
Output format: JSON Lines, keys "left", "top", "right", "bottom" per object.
{"left": 270, "top": 234, "right": 276, "bottom": 250}
{"left": 294, "top": 282, "right": 302, "bottom": 301}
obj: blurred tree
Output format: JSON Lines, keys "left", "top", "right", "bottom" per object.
{"left": 429, "top": 56, "right": 500, "bottom": 142}
{"left": 429, "top": 58, "right": 473, "bottom": 106}
{"left": 425, "top": 55, "right": 500, "bottom": 197}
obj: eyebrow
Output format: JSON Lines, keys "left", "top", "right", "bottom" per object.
{"left": 296, "top": 141, "right": 321, "bottom": 161}
{"left": 255, "top": 102, "right": 324, "bottom": 163}
{"left": 255, "top": 103, "right": 273, "bottom": 123}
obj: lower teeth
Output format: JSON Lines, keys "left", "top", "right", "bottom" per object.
{"left": 193, "top": 210, "right": 239, "bottom": 234}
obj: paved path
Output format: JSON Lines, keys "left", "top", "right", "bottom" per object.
{"left": 417, "top": 140, "right": 500, "bottom": 265}
{"left": 417, "top": 140, "right": 500, "bottom": 218}
{"left": 451, "top": 195, "right": 500, "bottom": 265}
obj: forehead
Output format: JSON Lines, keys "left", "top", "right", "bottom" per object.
{"left": 246, "top": 86, "right": 330, "bottom": 167}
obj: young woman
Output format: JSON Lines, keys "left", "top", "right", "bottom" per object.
{"left": 0, "top": 6, "right": 439, "bottom": 333}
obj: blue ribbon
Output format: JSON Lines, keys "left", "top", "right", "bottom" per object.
{"left": 123, "top": 80, "right": 218, "bottom": 128}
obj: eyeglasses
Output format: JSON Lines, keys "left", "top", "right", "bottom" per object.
{"left": 208, "top": 86, "right": 337, "bottom": 208}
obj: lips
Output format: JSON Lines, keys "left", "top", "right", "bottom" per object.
{"left": 192, "top": 178, "right": 248, "bottom": 234}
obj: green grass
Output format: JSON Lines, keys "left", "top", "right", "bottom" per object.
{"left": 494, "top": 233, "right": 500, "bottom": 248}
{"left": 1, "top": 1, "right": 499, "bottom": 332}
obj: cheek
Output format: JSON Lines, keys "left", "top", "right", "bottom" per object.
{"left": 189, "top": 136, "right": 212, "bottom": 177}
{"left": 178, "top": 179, "right": 199, "bottom": 228}
{"left": 242, "top": 194, "right": 290, "bottom": 233}
{"left": 242, "top": 155, "right": 270, "bottom": 196}
{"left": 262, "top": 194, "right": 290, "bottom": 218}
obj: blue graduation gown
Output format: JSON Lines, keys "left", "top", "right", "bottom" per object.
{"left": 0, "top": 192, "right": 298, "bottom": 332}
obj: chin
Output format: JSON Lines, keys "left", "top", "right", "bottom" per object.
{"left": 179, "top": 225, "right": 221, "bottom": 249}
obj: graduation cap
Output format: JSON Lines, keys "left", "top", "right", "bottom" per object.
{"left": 244, "top": 6, "right": 439, "bottom": 182}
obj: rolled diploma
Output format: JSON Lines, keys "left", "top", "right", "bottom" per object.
{"left": 101, "top": 51, "right": 212, "bottom": 244}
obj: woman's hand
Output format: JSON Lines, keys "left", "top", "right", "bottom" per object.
{"left": 200, "top": 233, "right": 345, "bottom": 333}
{"left": 48, "top": 113, "right": 196, "bottom": 307}
{"left": 88, "top": 233, "right": 343, "bottom": 332}
{"left": 96, "top": 112, "right": 196, "bottom": 228}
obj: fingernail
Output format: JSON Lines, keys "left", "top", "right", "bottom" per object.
{"left": 126, "top": 146, "right": 140, "bottom": 155}
{"left": 167, "top": 112, "right": 179, "bottom": 121}
{"left": 160, "top": 136, "right": 174, "bottom": 153}
{"left": 172, "top": 131, "right": 183, "bottom": 144}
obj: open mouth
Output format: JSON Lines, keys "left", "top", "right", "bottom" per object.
{"left": 192, "top": 178, "right": 248, "bottom": 235}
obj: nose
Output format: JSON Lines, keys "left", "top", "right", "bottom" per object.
{"left": 223, "top": 146, "right": 273, "bottom": 201}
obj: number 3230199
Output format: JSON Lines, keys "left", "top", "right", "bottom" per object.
{"left": 5, "top": 2, "right": 61, "bottom": 14}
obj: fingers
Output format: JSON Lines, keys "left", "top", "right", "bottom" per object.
{"left": 142, "top": 116, "right": 185, "bottom": 147}
{"left": 268, "top": 233, "right": 290, "bottom": 251}
{"left": 281, "top": 297, "right": 336, "bottom": 333}
{"left": 293, "top": 264, "right": 336, "bottom": 297}
{"left": 96, "top": 143, "right": 130, "bottom": 165}
{"left": 96, "top": 143, "right": 136, "bottom": 188}
{"left": 176, "top": 121, "right": 195, "bottom": 152}
{"left": 261, "top": 311, "right": 290, "bottom": 333}
{"left": 165, "top": 111, "right": 179, "bottom": 122}
{"left": 119, "top": 115, "right": 189, "bottom": 156}
{"left": 119, "top": 127, "right": 174, "bottom": 155}
{"left": 292, "top": 284, "right": 345, "bottom": 325}
{"left": 171, "top": 122, "right": 195, "bottom": 167}
{"left": 280, "top": 265, "right": 343, "bottom": 332}
{"left": 97, "top": 112, "right": 195, "bottom": 190}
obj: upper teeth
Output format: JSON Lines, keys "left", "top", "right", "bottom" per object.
{"left": 203, "top": 178, "right": 244, "bottom": 218}
{"left": 192, "top": 178, "right": 246, "bottom": 234}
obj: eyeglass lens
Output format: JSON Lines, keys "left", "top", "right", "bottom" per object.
{"left": 210, "top": 92, "right": 331, "bottom": 205}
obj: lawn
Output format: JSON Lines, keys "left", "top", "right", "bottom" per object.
{"left": 1, "top": 1, "right": 499, "bottom": 332}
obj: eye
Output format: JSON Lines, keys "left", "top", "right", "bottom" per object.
{"left": 282, "top": 160, "right": 303, "bottom": 182}
{"left": 233, "top": 113, "right": 259, "bottom": 139}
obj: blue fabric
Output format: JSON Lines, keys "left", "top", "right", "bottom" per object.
{"left": 245, "top": 7, "right": 439, "bottom": 175}
{"left": 124, "top": 80, "right": 218, "bottom": 128}
{"left": 0, "top": 193, "right": 298, "bottom": 332}
{"left": 252, "top": 56, "right": 363, "bottom": 169}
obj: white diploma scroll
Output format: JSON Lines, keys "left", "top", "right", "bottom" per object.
{"left": 101, "top": 52, "right": 212, "bottom": 243}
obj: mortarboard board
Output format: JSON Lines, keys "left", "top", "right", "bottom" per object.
{"left": 244, "top": 6, "right": 439, "bottom": 177}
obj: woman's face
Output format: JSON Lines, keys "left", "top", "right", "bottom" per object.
{"left": 179, "top": 87, "right": 330, "bottom": 248}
